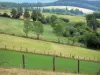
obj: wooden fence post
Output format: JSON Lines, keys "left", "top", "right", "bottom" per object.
{"left": 78, "top": 59, "right": 80, "bottom": 73}
{"left": 22, "top": 54, "right": 26, "bottom": 69}
{"left": 44, "top": 51, "right": 45, "bottom": 54}
{"left": 13, "top": 45, "right": 15, "bottom": 50}
{"left": 34, "top": 50, "right": 35, "bottom": 53}
{"left": 48, "top": 51, "right": 49, "bottom": 55}
{"left": 20, "top": 47, "right": 22, "bottom": 51}
{"left": 60, "top": 53, "right": 62, "bottom": 56}
{"left": 53, "top": 56, "right": 56, "bottom": 72}
{"left": 5, "top": 45, "right": 6, "bottom": 50}
{"left": 26, "top": 48, "right": 28, "bottom": 52}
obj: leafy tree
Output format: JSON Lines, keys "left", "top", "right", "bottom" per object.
{"left": 31, "top": 9, "right": 45, "bottom": 23}
{"left": 11, "top": 8, "right": 17, "bottom": 18}
{"left": 32, "top": 21, "right": 44, "bottom": 40}
{"left": 86, "top": 14, "right": 98, "bottom": 31}
{"left": 93, "top": 8, "right": 100, "bottom": 19}
{"left": 0, "top": 12, "right": 10, "bottom": 18}
{"left": 23, "top": 19, "right": 31, "bottom": 36}
{"left": 52, "top": 19, "right": 65, "bottom": 43}
{"left": 31, "top": 9, "right": 37, "bottom": 21}
{"left": 68, "top": 37, "right": 77, "bottom": 45}
{"left": 51, "top": 15, "right": 57, "bottom": 24}
{"left": 24, "top": 9, "right": 30, "bottom": 19}
{"left": 45, "top": 16, "right": 51, "bottom": 24}
{"left": 16, "top": 7, "right": 23, "bottom": 18}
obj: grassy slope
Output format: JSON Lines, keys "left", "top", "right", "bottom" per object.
{"left": 0, "top": 34, "right": 100, "bottom": 60}
{"left": 97, "top": 28, "right": 100, "bottom": 33}
{"left": 43, "top": 13, "right": 85, "bottom": 22}
{"left": 0, "top": 17, "right": 82, "bottom": 44}
{"left": 0, "top": 50, "right": 100, "bottom": 74}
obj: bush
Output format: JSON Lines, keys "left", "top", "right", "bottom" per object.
{"left": 60, "top": 18, "right": 69, "bottom": 23}
{"left": 79, "top": 32, "right": 100, "bottom": 50}
{"left": 0, "top": 13, "right": 10, "bottom": 18}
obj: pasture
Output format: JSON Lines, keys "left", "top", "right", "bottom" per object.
{"left": 0, "top": 16, "right": 86, "bottom": 45}
{"left": 0, "top": 34, "right": 100, "bottom": 60}
{"left": 0, "top": 50, "right": 100, "bottom": 74}
{"left": 0, "top": 9, "right": 100, "bottom": 75}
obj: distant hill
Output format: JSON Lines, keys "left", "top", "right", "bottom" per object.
{"left": 41, "top": 6, "right": 94, "bottom": 14}
{"left": 0, "top": 0, "right": 100, "bottom": 10}
{"left": 45, "top": 0, "right": 100, "bottom": 10}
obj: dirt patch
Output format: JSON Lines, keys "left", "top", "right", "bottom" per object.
{"left": 0, "top": 68, "right": 89, "bottom": 75}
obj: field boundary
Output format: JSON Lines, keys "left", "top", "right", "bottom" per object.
{"left": 0, "top": 32, "right": 86, "bottom": 48}
{"left": 0, "top": 47, "right": 100, "bottom": 74}
{"left": 0, "top": 45, "right": 100, "bottom": 63}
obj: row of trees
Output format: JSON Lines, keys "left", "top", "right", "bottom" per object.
{"left": 42, "top": 8, "right": 84, "bottom": 15}
{"left": 10, "top": 8, "right": 69, "bottom": 24}
{"left": 11, "top": 8, "right": 23, "bottom": 18}
{"left": 23, "top": 16, "right": 67, "bottom": 41}
{"left": 23, "top": 19, "right": 44, "bottom": 40}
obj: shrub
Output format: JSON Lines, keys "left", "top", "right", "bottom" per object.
{"left": 0, "top": 13, "right": 10, "bottom": 18}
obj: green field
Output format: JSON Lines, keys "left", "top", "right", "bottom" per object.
{"left": 0, "top": 34, "right": 100, "bottom": 60}
{"left": 43, "top": 13, "right": 85, "bottom": 22}
{"left": 0, "top": 17, "right": 83, "bottom": 45}
{"left": 0, "top": 10, "right": 100, "bottom": 75}
{"left": 0, "top": 50, "right": 100, "bottom": 74}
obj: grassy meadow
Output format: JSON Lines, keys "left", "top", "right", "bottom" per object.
{"left": 0, "top": 9, "right": 100, "bottom": 74}
{"left": 0, "top": 34, "right": 100, "bottom": 60}
{"left": 43, "top": 13, "right": 86, "bottom": 22}
{"left": 0, "top": 50, "right": 100, "bottom": 74}
{"left": 0, "top": 17, "right": 81, "bottom": 44}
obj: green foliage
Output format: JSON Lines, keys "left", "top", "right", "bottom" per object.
{"left": 31, "top": 9, "right": 38, "bottom": 21}
{"left": 11, "top": 8, "right": 17, "bottom": 18}
{"left": 93, "top": 8, "right": 100, "bottom": 19}
{"left": 23, "top": 19, "right": 32, "bottom": 36}
{"left": 86, "top": 14, "right": 98, "bottom": 31}
{"left": 24, "top": 9, "right": 30, "bottom": 19}
{"left": 16, "top": 7, "right": 23, "bottom": 18}
{"left": 11, "top": 7, "right": 23, "bottom": 18}
{"left": 31, "top": 9, "right": 45, "bottom": 23}
{"left": 52, "top": 19, "right": 65, "bottom": 43}
{"left": 82, "top": 32, "right": 100, "bottom": 49}
{"left": 0, "top": 12, "right": 10, "bottom": 18}
{"left": 42, "top": 8, "right": 84, "bottom": 16}
{"left": 32, "top": 21, "right": 44, "bottom": 39}
{"left": 50, "top": 15, "right": 58, "bottom": 24}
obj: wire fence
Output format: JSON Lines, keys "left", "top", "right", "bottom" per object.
{"left": 0, "top": 45, "right": 100, "bottom": 74}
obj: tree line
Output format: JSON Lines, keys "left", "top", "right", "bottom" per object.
{"left": 42, "top": 8, "right": 84, "bottom": 15}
